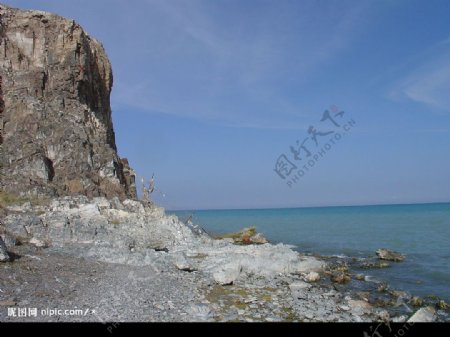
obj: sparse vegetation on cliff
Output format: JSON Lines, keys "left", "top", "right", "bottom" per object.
{"left": 0, "top": 191, "right": 49, "bottom": 207}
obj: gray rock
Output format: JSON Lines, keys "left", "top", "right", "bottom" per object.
{"left": 377, "top": 310, "right": 390, "bottom": 321}
{"left": 174, "top": 254, "right": 196, "bottom": 272}
{"left": 199, "top": 243, "right": 325, "bottom": 282}
{"left": 347, "top": 299, "right": 373, "bottom": 315}
{"left": 213, "top": 262, "right": 241, "bottom": 285}
{"left": 407, "top": 306, "right": 436, "bottom": 322}
{"left": 0, "top": 233, "right": 17, "bottom": 247}
{"left": 289, "top": 281, "right": 311, "bottom": 300}
{"left": 376, "top": 248, "right": 405, "bottom": 262}
{"left": 392, "top": 315, "right": 408, "bottom": 322}
{"left": 304, "top": 271, "right": 320, "bottom": 282}
{"left": 3, "top": 196, "right": 203, "bottom": 265}
{"left": 29, "top": 237, "right": 48, "bottom": 248}
{"left": 0, "top": 237, "right": 10, "bottom": 262}
{"left": 358, "top": 259, "right": 391, "bottom": 269}
{"left": 364, "top": 275, "right": 381, "bottom": 283}
{"left": 92, "top": 197, "right": 111, "bottom": 210}
{"left": 289, "top": 281, "right": 311, "bottom": 290}
{"left": 122, "top": 200, "right": 145, "bottom": 213}
{"left": 187, "top": 304, "right": 213, "bottom": 321}
{"left": 355, "top": 274, "right": 365, "bottom": 281}
{"left": 409, "top": 296, "right": 423, "bottom": 307}
{"left": 249, "top": 233, "right": 268, "bottom": 244}
{"left": 244, "top": 297, "right": 258, "bottom": 304}
{"left": 222, "top": 312, "right": 239, "bottom": 321}
{"left": 331, "top": 272, "right": 351, "bottom": 284}
{"left": 437, "top": 300, "right": 449, "bottom": 310}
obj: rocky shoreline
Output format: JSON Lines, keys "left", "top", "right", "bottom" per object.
{"left": 1, "top": 196, "right": 448, "bottom": 322}
{"left": 1, "top": 3, "right": 447, "bottom": 324}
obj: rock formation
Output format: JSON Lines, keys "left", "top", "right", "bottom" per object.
{"left": 376, "top": 248, "right": 405, "bottom": 262}
{"left": 0, "top": 236, "right": 9, "bottom": 261}
{"left": 0, "top": 4, "right": 136, "bottom": 199}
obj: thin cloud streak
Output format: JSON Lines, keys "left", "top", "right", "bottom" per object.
{"left": 112, "top": 0, "right": 372, "bottom": 129}
{"left": 388, "top": 39, "right": 450, "bottom": 113}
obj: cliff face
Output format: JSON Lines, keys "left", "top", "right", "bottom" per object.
{"left": 0, "top": 5, "right": 136, "bottom": 199}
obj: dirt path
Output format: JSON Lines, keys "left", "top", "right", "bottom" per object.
{"left": 0, "top": 244, "right": 208, "bottom": 323}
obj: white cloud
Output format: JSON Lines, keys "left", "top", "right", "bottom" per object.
{"left": 403, "top": 65, "right": 450, "bottom": 111}
{"left": 389, "top": 38, "right": 450, "bottom": 113}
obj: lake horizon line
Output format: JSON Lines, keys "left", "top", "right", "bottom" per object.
{"left": 168, "top": 200, "right": 450, "bottom": 213}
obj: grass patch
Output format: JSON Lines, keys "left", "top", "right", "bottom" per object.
{"left": 0, "top": 191, "right": 28, "bottom": 205}
{"left": 234, "top": 301, "right": 248, "bottom": 310}
{"left": 281, "top": 306, "right": 298, "bottom": 322}
{"left": 0, "top": 191, "right": 50, "bottom": 207}
{"left": 205, "top": 284, "right": 298, "bottom": 322}
{"left": 206, "top": 284, "right": 251, "bottom": 304}
{"left": 260, "top": 293, "right": 273, "bottom": 301}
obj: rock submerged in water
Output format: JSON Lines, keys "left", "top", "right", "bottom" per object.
{"left": 376, "top": 248, "right": 405, "bottom": 262}
{"left": 331, "top": 272, "right": 351, "bottom": 284}
{"left": 409, "top": 296, "right": 423, "bottom": 307}
{"left": 437, "top": 300, "right": 449, "bottom": 310}
{"left": 0, "top": 237, "right": 10, "bottom": 262}
{"left": 358, "top": 259, "right": 391, "bottom": 269}
{"left": 355, "top": 274, "right": 365, "bottom": 281}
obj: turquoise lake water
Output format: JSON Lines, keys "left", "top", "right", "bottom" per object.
{"left": 171, "top": 203, "right": 450, "bottom": 301}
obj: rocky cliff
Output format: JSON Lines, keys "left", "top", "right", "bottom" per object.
{"left": 0, "top": 4, "right": 136, "bottom": 199}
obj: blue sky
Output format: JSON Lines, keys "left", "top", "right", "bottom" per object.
{"left": 7, "top": 0, "right": 450, "bottom": 209}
